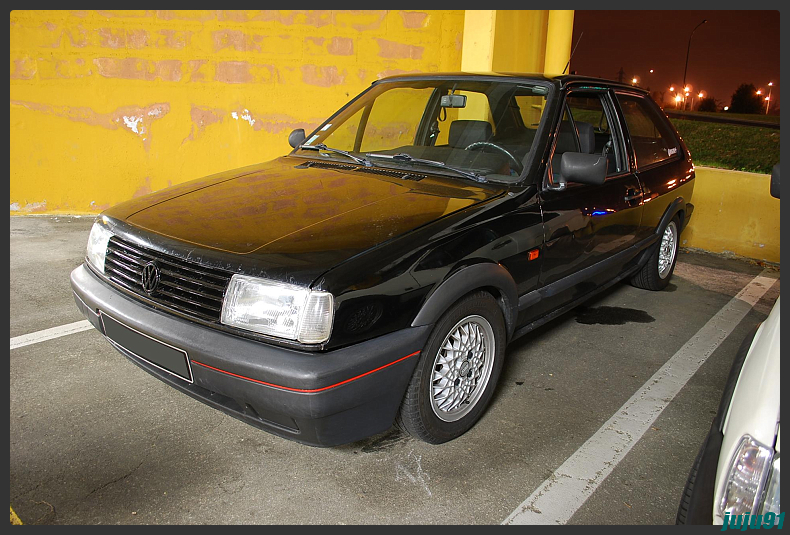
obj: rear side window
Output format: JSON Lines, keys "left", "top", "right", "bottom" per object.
{"left": 616, "top": 94, "right": 680, "bottom": 168}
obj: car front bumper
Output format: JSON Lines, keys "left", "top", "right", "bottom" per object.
{"left": 70, "top": 264, "right": 430, "bottom": 447}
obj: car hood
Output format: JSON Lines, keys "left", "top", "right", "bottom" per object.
{"left": 104, "top": 156, "right": 503, "bottom": 285}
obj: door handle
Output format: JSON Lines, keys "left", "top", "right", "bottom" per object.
{"left": 624, "top": 190, "right": 643, "bottom": 202}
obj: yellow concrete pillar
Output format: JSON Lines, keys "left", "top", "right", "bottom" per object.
{"left": 459, "top": 9, "right": 574, "bottom": 123}
{"left": 461, "top": 10, "right": 498, "bottom": 72}
{"left": 459, "top": 11, "right": 498, "bottom": 121}
{"left": 492, "top": 10, "right": 549, "bottom": 73}
{"left": 461, "top": 10, "right": 574, "bottom": 75}
{"left": 544, "top": 10, "right": 575, "bottom": 74}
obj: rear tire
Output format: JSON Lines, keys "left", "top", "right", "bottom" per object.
{"left": 631, "top": 216, "right": 680, "bottom": 291}
{"left": 396, "top": 291, "right": 506, "bottom": 444}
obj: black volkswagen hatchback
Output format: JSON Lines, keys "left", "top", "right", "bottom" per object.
{"left": 71, "top": 73, "right": 695, "bottom": 446}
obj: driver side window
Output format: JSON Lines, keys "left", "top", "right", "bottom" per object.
{"left": 566, "top": 94, "right": 622, "bottom": 177}
{"left": 549, "top": 92, "right": 624, "bottom": 185}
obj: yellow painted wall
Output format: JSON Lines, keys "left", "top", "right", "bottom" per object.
{"left": 10, "top": 9, "right": 465, "bottom": 214}
{"left": 682, "top": 167, "right": 780, "bottom": 263}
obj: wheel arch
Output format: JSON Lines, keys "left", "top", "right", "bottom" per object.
{"left": 656, "top": 197, "right": 687, "bottom": 235}
{"left": 410, "top": 262, "right": 519, "bottom": 340}
{"left": 632, "top": 196, "right": 688, "bottom": 282}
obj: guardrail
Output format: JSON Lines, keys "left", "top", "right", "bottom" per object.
{"left": 664, "top": 110, "right": 780, "bottom": 130}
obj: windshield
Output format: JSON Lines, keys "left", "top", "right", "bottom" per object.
{"left": 292, "top": 79, "right": 553, "bottom": 183}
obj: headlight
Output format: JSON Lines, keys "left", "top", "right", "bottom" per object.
{"left": 220, "top": 274, "right": 334, "bottom": 344}
{"left": 718, "top": 435, "right": 774, "bottom": 516}
{"left": 86, "top": 220, "right": 113, "bottom": 273}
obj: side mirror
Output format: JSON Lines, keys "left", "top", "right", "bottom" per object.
{"left": 288, "top": 128, "right": 306, "bottom": 149}
{"left": 560, "top": 152, "right": 607, "bottom": 186}
{"left": 770, "top": 164, "right": 779, "bottom": 199}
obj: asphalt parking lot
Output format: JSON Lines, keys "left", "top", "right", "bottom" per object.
{"left": 10, "top": 215, "right": 780, "bottom": 525}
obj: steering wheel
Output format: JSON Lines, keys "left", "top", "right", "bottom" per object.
{"left": 464, "top": 141, "right": 523, "bottom": 174}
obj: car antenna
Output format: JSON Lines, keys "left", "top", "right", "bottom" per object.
{"left": 562, "top": 31, "right": 583, "bottom": 75}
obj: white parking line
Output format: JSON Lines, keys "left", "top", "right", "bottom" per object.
{"left": 503, "top": 271, "right": 777, "bottom": 525}
{"left": 10, "top": 320, "right": 94, "bottom": 350}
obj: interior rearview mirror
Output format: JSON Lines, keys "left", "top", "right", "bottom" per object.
{"left": 560, "top": 152, "right": 607, "bottom": 186}
{"left": 440, "top": 94, "right": 467, "bottom": 108}
{"left": 288, "top": 128, "right": 306, "bottom": 149}
{"left": 770, "top": 163, "right": 779, "bottom": 199}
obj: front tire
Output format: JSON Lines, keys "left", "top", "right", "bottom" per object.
{"left": 631, "top": 216, "right": 680, "bottom": 291}
{"left": 676, "top": 440, "right": 704, "bottom": 524}
{"left": 396, "top": 291, "right": 506, "bottom": 444}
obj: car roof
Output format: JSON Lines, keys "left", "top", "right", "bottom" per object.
{"left": 373, "top": 71, "right": 648, "bottom": 94}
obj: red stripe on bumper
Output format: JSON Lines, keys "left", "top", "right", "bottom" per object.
{"left": 190, "top": 350, "right": 420, "bottom": 393}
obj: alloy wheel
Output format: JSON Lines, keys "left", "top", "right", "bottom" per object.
{"left": 429, "top": 315, "right": 496, "bottom": 422}
{"left": 658, "top": 221, "right": 678, "bottom": 279}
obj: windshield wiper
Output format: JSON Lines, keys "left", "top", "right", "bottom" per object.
{"left": 299, "top": 144, "right": 371, "bottom": 167}
{"left": 365, "top": 153, "right": 487, "bottom": 183}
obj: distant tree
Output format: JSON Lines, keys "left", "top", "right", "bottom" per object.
{"left": 730, "top": 83, "right": 763, "bottom": 114}
{"left": 697, "top": 97, "right": 719, "bottom": 112}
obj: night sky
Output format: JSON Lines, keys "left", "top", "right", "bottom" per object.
{"left": 570, "top": 10, "right": 780, "bottom": 110}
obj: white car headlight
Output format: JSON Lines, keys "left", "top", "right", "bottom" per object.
{"left": 220, "top": 274, "right": 334, "bottom": 344}
{"left": 718, "top": 435, "right": 774, "bottom": 517}
{"left": 86, "top": 220, "right": 114, "bottom": 273}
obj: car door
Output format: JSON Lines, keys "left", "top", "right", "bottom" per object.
{"left": 613, "top": 91, "right": 691, "bottom": 243}
{"left": 530, "top": 88, "right": 645, "bottom": 320}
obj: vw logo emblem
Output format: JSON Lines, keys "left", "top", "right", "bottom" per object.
{"left": 141, "top": 261, "right": 160, "bottom": 294}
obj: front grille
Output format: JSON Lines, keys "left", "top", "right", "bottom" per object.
{"left": 104, "top": 236, "right": 233, "bottom": 323}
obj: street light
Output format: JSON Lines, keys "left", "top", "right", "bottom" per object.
{"left": 766, "top": 82, "right": 773, "bottom": 114}
{"left": 682, "top": 19, "right": 707, "bottom": 110}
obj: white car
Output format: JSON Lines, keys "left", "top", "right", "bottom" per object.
{"left": 677, "top": 164, "right": 780, "bottom": 525}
